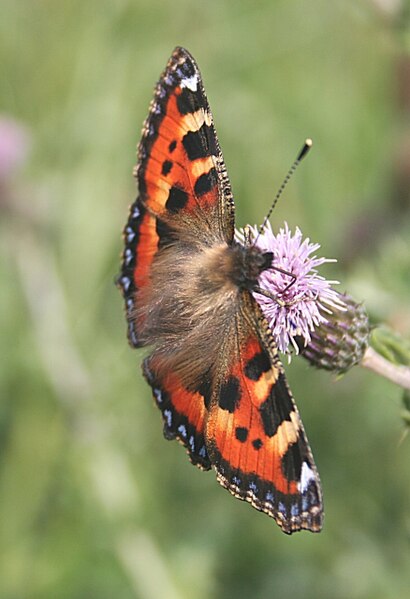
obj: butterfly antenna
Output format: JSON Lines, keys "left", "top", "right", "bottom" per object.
{"left": 254, "top": 138, "right": 313, "bottom": 244}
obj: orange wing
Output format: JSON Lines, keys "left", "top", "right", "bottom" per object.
{"left": 117, "top": 47, "right": 234, "bottom": 347}
{"left": 143, "top": 355, "right": 211, "bottom": 470}
{"left": 205, "top": 294, "right": 323, "bottom": 534}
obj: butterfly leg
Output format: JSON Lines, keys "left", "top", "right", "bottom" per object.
{"left": 270, "top": 265, "right": 297, "bottom": 292}
{"left": 253, "top": 285, "right": 287, "bottom": 307}
{"left": 242, "top": 225, "right": 253, "bottom": 247}
{"left": 253, "top": 281, "right": 300, "bottom": 308}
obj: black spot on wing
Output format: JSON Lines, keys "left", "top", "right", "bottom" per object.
{"left": 161, "top": 160, "right": 173, "bottom": 176}
{"left": 176, "top": 88, "right": 202, "bottom": 115}
{"left": 219, "top": 376, "right": 241, "bottom": 413}
{"left": 281, "top": 442, "right": 303, "bottom": 482}
{"left": 196, "top": 376, "right": 212, "bottom": 411}
{"left": 182, "top": 123, "right": 218, "bottom": 161}
{"left": 165, "top": 186, "right": 189, "bottom": 212}
{"left": 235, "top": 427, "right": 248, "bottom": 443}
{"left": 194, "top": 168, "right": 217, "bottom": 196}
{"left": 252, "top": 438, "right": 263, "bottom": 450}
{"left": 168, "top": 140, "right": 177, "bottom": 153}
{"left": 244, "top": 350, "right": 271, "bottom": 381}
{"left": 259, "top": 372, "right": 294, "bottom": 437}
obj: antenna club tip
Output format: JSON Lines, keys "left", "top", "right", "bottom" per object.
{"left": 297, "top": 138, "right": 313, "bottom": 162}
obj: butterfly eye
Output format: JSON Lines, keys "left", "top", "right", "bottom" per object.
{"left": 262, "top": 251, "right": 274, "bottom": 270}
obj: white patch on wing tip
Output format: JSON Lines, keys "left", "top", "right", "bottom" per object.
{"left": 298, "top": 461, "right": 316, "bottom": 493}
{"left": 181, "top": 74, "right": 198, "bottom": 92}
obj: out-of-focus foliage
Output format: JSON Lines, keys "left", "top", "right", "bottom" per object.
{"left": 371, "top": 326, "right": 410, "bottom": 366}
{"left": 1, "top": 1, "right": 410, "bottom": 598}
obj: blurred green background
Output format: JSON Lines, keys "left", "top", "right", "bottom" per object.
{"left": 1, "top": 1, "right": 410, "bottom": 598}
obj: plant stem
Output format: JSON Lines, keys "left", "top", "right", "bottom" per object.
{"left": 361, "top": 347, "right": 410, "bottom": 391}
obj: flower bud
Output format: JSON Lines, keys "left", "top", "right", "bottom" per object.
{"left": 299, "top": 294, "right": 370, "bottom": 374}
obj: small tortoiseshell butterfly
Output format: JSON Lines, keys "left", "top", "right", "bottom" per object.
{"left": 117, "top": 47, "right": 323, "bottom": 534}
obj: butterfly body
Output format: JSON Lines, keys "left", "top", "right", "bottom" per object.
{"left": 118, "top": 47, "right": 323, "bottom": 534}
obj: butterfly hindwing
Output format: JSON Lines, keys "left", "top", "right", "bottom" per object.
{"left": 143, "top": 354, "right": 212, "bottom": 470}
{"left": 205, "top": 292, "right": 323, "bottom": 533}
{"left": 117, "top": 47, "right": 235, "bottom": 347}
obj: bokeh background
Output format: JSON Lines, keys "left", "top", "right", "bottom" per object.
{"left": 1, "top": 1, "right": 410, "bottom": 598}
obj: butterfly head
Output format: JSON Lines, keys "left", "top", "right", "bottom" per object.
{"left": 229, "top": 243, "right": 273, "bottom": 291}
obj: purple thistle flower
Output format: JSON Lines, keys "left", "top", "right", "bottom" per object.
{"left": 239, "top": 222, "right": 345, "bottom": 355}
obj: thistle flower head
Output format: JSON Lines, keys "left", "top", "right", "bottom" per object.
{"left": 300, "top": 293, "right": 370, "bottom": 374}
{"left": 239, "top": 222, "right": 345, "bottom": 355}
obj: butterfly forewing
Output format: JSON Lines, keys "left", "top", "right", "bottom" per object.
{"left": 117, "top": 47, "right": 235, "bottom": 347}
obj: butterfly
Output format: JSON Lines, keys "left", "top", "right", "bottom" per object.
{"left": 117, "top": 47, "right": 323, "bottom": 534}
